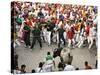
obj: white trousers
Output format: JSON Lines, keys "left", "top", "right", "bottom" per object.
{"left": 76, "top": 36, "right": 84, "bottom": 48}
{"left": 88, "top": 36, "right": 95, "bottom": 49}
{"left": 46, "top": 31, "right": 51, "bottom": 45}
{"left": 52, "top": 33, "right": 57, "bottom": 43}
{"left": 75, "top": 33, "right": 80, "bottom": 42}
{"left": 64, "top": 32, "right": 67, "bottom": 42}
{"left": 43, "top": 31, "right": 47, "bottom": 42}
{"left": 68, "top": 39, "right": 75, "bottom": 48}
{"left": 14, "top": 39, "right": 21, "bottom": 48}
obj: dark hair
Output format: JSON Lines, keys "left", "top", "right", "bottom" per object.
{"left": 15, "top": 66, "right": 19, "bottom": 69}
{"left": 31, "top": 69, "right": 36, "bottom": 73}
{"left": 21, "top": 64, "right": 26, "bottom": 69}
{"left": 39, "top": 62, "right": 43, "bottom": 68}
{"left": 79, "top": 19, "right": 82, "bottom": 22}
{"left": 75, "top": 68, "right": 79, "bottom": 70}
{"left": 58, "top": 62, "right": 65, "bottom": 69}
{"left": 85, "top": 61, "right": 88, "bottom": 66}
{"left": 47, "top": 52, "right": 50, "bottom": 55}
{"left": 67, "top": 62, "right": 71, "bottom": 65}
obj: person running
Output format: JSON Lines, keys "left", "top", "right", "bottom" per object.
{"left": 75, "top": 22, "right": 85, "bottom": 48}
{"left": 67, "top": 23, "right": 75, "bottom": 48}
{"left": 57, "top": 25, "right": 66, "bottom": 47}
{"left": 23, "top": 22, "right": 31, "bottom": 48}
{"left": 88, "top": 23, "right": 97, "bottom": 49}
{"left": 30, "top": 24, "right": 42, "bottom": 49}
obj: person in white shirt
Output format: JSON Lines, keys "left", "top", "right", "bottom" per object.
{"left": 46, "top": 26, "right": 52, "bottom": 46}
{"left": 76, "top": 24, "right": 85, "bottom": 48}
{"left": 43, "top": 52, "right": 55, "bottom": 72}
{"left": 70, "top": 11, "right": 75, "bottom": 21}
{"left": 42, "top": 62, "right": 54, "bottom": 72}
{"left": 88, "top": 24, "right": 97, "bottom": 49}
{"left": 36, "top": 62, "right": 44, "bottom": 73}
{"left": 58, "top": 20, "right": 63, "bottom": 28}
{"left": 64, "top": 62, "right": 75, "bottom": 71}
{"left": 41, "top": 8, "right": 46, "bottom": 17}
{"left": 42, "top": 26, "right": 47, "bottom": 43}
{"left": 52, "top": 28, "right": 58, "bottom": 44}
{"left": 13, "top": 67, "right": 21, "bottom": 74}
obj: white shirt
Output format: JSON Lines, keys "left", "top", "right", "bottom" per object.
{"left": 41, "top": 8, "right": 46, "bottom": 16}
{"left": 14, "top": 70, "right": 21, "bottom": 74}
{"left": 36, "top": 67, "right": 44, "bottom": 73}
{"left": 28, "top": 11, "right": 34, "bottom": 16}
{"left": 93, "top": 17, "right": 98, "bottom": 25}
{"left": 64, "top": 65, "right": 75, "bottom": 71}
{"left": 65, "top": 23, "right": 71, "bottom": 30}
{"left": 70, "top": 12, "right": 74, "bottom": 20}
{"left": 34, "top": 9, "right": 39, "bottom": 17}
{"left": 63, "top": 14, "right": 67, "bottom": 18}
{"left": 45, "top": 14, "right": 50, "bottom": 20}
{"left": 58, "top": 21, "right": 62, "bottom": 28}
{"left": 89, "top": 27, "right": 96, "bottom": 37}
{"left": 43, "top": 64, "right": 53, "bottom": 72}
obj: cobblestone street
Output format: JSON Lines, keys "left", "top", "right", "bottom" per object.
{"left": 15, "top": 42, "right": 97, "bottom": 73}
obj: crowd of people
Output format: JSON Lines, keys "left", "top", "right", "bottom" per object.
{"left": 13, "top": 51, "right": 97, "bottom": 74}
{"left": 13, "top": 51, "right": 96, "bottom": 74}
{"left": 11, "top": 1, "right": 98, "bottom": 74}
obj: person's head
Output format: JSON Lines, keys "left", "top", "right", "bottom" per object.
{"left": 15, "top": 66, "right": 19, "bottom": 70}
{"left": 39, "top": 62, "right": 43, "bottom": 68}
{"left": 67, "top": 61, "right": 71, "bottom": 65}
{"left": 47, "top": 52, "right": 51, "bottom": 55}
{"left": 89, "top": 23, "right": 93, "bottom": 28}
{"left": 75, "top": 67, "right": 79, "bottom": 70}
{"left": 21, "top": 64, "right": 26, "bottom": 70}
{"left": 31, "top": 69, "right": 36, "bottom": 73}
{"left": 84, "top": 61, "right": 88, "bottom": 66}
{"left": 79, "top": 19, "right": 82, "bottom": 23}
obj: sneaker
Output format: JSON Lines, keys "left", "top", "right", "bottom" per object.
{"left": 28, "top": 46, "right": 31, "bottom": 48}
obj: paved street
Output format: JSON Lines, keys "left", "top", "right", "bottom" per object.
{"left": 15, "top": 41, "right": 97, "bottom": 73}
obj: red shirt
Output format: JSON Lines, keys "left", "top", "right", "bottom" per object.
{"left": 85, "top": 65, "right": 92, "bottom": 69}
{"left": 32, "top": 18, "right": 36, "bottom": 22}
{"left": 25, "top": 19, "right": 32, "bottom": 27}
{"left": 85, "top": 25, "right": 90, "bottom": 36}
{"left": 67, "top": 30, "right": 74, "bottom": 39}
